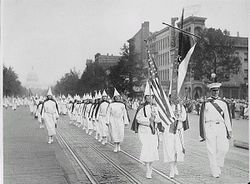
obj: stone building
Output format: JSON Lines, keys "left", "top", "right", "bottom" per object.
{"left": 94, "top": 53, "right": 121, "bottom": 71}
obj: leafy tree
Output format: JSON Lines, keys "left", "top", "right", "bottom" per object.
{"left": 190, "top": 28, "right": 241, "bottom": 82}
{"left": 77, "top": 61, "right": 106, "bottom": 95}
{"left": 3, "top": 65, "right": 28, "bottom": 96}
{"left": 53, "top": 69, "right": 79, "bottom": 96}
{"left": 109, "top": 43, "right": 147, "bottom": 97}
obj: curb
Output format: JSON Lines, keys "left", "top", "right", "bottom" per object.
{"left": 233, "top": 140, "right": 249, "bottom": 150}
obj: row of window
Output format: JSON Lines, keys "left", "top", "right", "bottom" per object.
{"left": 155, "top": 36, "right": 170, "bottom": 51}
{"left": 156, "top": 52, "right": 170, "bottom": 67}
{"left": 158, "top": 69, "right": 169, "bottom": 81}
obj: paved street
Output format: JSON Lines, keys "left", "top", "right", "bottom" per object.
{"left": 3, "top": 106, "right": 249, "bottom": 184}
{"left": 3, "top": 107, "right": 81, "bottom": 184}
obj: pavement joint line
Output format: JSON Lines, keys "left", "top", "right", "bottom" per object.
{"left": 57, "top": 130, "right": 98, "bottom": 184}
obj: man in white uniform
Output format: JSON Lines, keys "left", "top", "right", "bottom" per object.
{"left": 41, "top": 88, "right": 59, "bottom": 144}
{"left": 199, "top": 82, "right": 232, "bottom": 178}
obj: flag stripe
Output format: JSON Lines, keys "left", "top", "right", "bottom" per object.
{"left": 146, "top": 49, "right": 175, "bottom": 126}
{"left": 154, "top": 78, "right": 172, "bottom": 117}
{"left": 151, "top": 79, "right": 172, "bottom": 118}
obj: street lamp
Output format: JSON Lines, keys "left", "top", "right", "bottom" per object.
{"left": 210, "top": 50, "right": 217, "bottom": 82}
{"left": 211, "top": 73, "right": 216, "bottom": 82}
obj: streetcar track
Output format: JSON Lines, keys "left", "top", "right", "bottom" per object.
{"left": 57, "top": 129, "right": 141, "bottom": 184}
{"left": 57, "top": 122, "right": 183, "bottom": 184}
{"left": 57, "top": 117, "right": 248, "bottom": 184}
{"left": 57, "top": 130, "right": 99, "bottom": 184}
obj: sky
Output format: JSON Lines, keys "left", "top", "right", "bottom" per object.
{"left": 2, "top": 0, "right": 249, "bottom": 89}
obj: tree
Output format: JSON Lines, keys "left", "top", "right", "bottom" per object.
{"left": 190, "top": 28, "right": 241, "bottom": 82}
{"left": 109, "top": 43, "right": 147, "bottom": 97}
{"left": 53, "top": 69, "right": 79, "bottom": 96}
{"left": 77, "top": 61, "right": 106, "bottom": 95}
{"left": 3, "top": 65, "right": 28, "bottom": 96}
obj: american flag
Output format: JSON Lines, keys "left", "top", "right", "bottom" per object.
{"left": 147, "top": 50, "right": 175, "bottom": 125}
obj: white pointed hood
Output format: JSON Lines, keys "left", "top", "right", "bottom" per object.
{"left": 102, "top": 89, "right": 108, "bottom": 97}
{"left": 144, "top": 81, "right": 153, "bottom": 96}
{"left": 113, "top": 88, "right": 120, "bottom": 97}
{"left": 47, "top": 88, "right": 53, "bottom": 96}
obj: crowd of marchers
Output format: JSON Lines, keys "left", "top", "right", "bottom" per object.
{"left": 2, "top": 82, "right": 245, "bottom": 180}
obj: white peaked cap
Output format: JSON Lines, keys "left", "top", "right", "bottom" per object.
{"left": 102, "top": 89, "right": 108, "bottom": 97}
{"left": 113, "top": 88, "right": 120, "bottom": 97}
{"left": 47, "top": 88, "right": 53, "bottom": 96}
{"left": 62, "top": 95, "right": 66, "bottom": 99}
{"left": 207, "top": 82, "right": 222, "bottom": 90}
{"left": 144, "top": 81, "right": 153, "bottom": 96}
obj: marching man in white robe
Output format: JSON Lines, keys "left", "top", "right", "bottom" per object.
{"left": 132, "top": 82, "right": 161, "bottom": 179}
{"left": 41, "top": 88, "right": 59, "bottom": 144}
{"left": 107, "top": 88, "right": 129, "bottom": 152}
{"left": 96, "top": 90, "right": 110, "bottom": 145}
{"left": 162, "top": 96, "right": 188, "bottom": 178}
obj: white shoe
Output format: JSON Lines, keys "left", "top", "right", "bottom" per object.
{"left": 98, "top": 138, "right": 102, "bottom": 142}
{"left": 48, "top": 138, "right": 52, "bottom": 144}
{"left": 218, "top": 167, "right": 221, "bottom": 175}
{"left": 114, "top": 147, "right": 118, "bottom": 152}
{"left": 82, "top": 127, "right": 85, "bottom": 130}
{"left": 212, "top": 174, "right": 220, "bottom": 178}
{"left": 102, "top": 141, "right": 106, "bottom": 145}
{"left": 169, "top": 169, "right": 175, "bottom": 178}
{"left": 118, "top": 145, "right": 121, "bottom": 152}
{"left": 95, "top": 135, "right": 98, "bottom": 139}
{"left": 89, "top": 131, "right": 92, "bottom": 135}
{"left": 146, "top": 171, "right": 152, "bottom": 179}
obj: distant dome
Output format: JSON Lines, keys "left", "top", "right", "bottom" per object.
{"left": 27, "top": 71, "right": 38, "bottom": 82}
{"left": 26, "top": 67, "right": 40, "bottom": 89}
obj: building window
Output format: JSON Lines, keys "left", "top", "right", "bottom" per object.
{"left": 244, "top": 52, "right": 248, "bottom": 62}
{"left": 244, "top": 69, "right": 248, "bottom": 76}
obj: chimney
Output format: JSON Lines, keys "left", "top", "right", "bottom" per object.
{"left": 237, "top": 32, "right": 239, "bottom": 37}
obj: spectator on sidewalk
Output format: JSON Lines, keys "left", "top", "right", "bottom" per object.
{"left": 244, "top": 104, "right": 248, "bottom": 120}
{"left": 199, "top": 83, "right": 232, "bottom": 178}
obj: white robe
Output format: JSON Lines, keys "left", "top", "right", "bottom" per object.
{"left": 97, "top": 101, "right": 110, "bottom": 137}
{"left": 162, "top": 104, "right": 186, "bottom": 162}
{"left": 41, "top": 100, "right": 59, "bottom": 136}
{"left": 136, "top": 104, "right": 160, "bottom": 162}
{"left": 107, "top": 102, "right": 129, "bottom": 143}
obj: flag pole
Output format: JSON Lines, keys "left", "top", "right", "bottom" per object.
{"left": 162, "top": 22, "right": 201, "bottom": 39}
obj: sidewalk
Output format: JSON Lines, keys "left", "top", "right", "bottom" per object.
{"left": 3, "top": 107, "right": 78, "bottom": 184}
{"left": 232, "top": 118, "right": 249, "bottom": 149}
